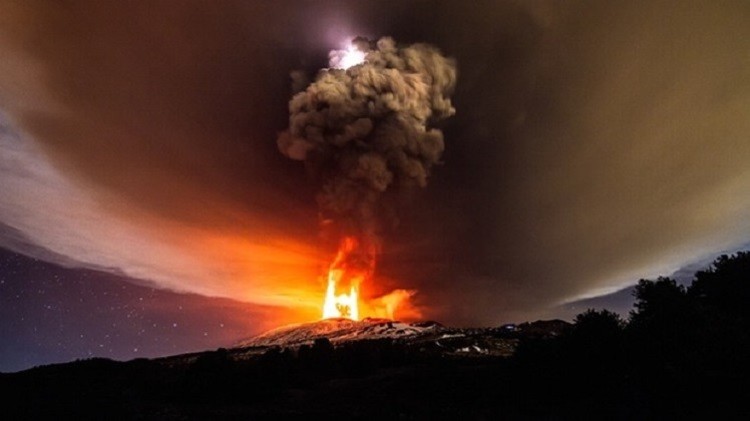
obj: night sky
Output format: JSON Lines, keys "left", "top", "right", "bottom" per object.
{"left": 0, "top": 247, "right": 283, "bottom": 372}
{"left": 2, "top": 1, "right": 750, "bottom": 371}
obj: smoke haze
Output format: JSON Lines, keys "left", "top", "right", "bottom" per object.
{"left": 1, "top": 1, "right": 749, "bottom": 325}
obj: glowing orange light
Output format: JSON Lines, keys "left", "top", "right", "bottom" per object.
{"left": 322, "top": 269, "right": 361, "bottom": 320}
{"left": 322, "top": 237, "right": 367, "bottom": 320}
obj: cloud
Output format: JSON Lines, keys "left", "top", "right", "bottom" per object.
{"left": 0, "top": 115, "right": 320, "bottom": 310}
{"left": 1, "top": 1, "right": 749, "bottom": 325}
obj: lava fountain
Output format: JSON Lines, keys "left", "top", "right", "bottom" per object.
{"left": 322, "top": 236, "right": 373, "bottom": 320}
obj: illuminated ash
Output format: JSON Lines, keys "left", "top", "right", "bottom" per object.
{"left": 277, "top": 36, "right": 456, "bottom": 321}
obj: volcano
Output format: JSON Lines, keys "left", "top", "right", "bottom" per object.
{"left": 225, "top": 317, "right": 548, "bottom": 361}
{"left": 236, "top": 317, "right": 443, "bottom": 348}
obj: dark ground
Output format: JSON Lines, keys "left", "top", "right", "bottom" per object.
{"left": 0, "top": 326, "right": 747, "bottom": 420}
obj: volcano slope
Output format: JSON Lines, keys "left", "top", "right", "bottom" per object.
{"left": 0, "top": 318, "right": 562, "bottom": 419}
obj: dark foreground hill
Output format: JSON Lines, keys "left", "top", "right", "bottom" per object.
{"left": 1, "top": 312, "right": 747, "bottom": 420}
{"left": 0, "top": 318, "right": 568, "bottom": 419}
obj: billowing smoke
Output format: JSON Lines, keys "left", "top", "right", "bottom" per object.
{"left": 277, "top": 37, "right": 456, "bottom": 272}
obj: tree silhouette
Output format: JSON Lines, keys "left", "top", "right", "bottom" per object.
{"left": 627, "top": 277, "right": 699, "bottom": 369}
{"left": 571, "top": 309, "right": 625, "bottom": 359}
{"left": 629, "top": 277, "right": 687, "bottom": 325}
{"left": 689, "top": 251, "right": 750, "bottom": 323}
{"left": 569, "top": 309, "right": 627, "bottom": 379}
{"left": 574, "top": 308, "right": 624, "bottom": 333}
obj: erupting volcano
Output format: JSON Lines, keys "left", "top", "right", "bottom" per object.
{"left": 277, "top": 36, "right": 456, "bottom": 323}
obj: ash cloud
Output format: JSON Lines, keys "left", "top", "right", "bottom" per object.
{"left": 278, "top": 37, "right": 456, "bottom": 252}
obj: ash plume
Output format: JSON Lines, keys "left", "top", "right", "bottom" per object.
{"left": 277, "top": 37, "right": 457, "bottom": 260}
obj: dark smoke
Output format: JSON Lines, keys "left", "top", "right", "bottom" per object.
{"left": 277, "top": 37, "right": 457, "bottom": 265}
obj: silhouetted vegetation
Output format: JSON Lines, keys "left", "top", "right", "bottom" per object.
{"left": 513, "top": 252, "right": 750, "bottom": 418}
{"left": 2, "top": 252, "right": 750, "bottom": 419}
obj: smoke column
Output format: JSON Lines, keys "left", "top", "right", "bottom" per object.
{"left": 277, "top": 37, "right": 457, "bottom": 280}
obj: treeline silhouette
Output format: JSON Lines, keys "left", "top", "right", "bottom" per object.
{"left": 514, "top": 251, "right": 750, "bottom": 418}
{"left": 2, "top": 252, "right": 750, "bottom": 418}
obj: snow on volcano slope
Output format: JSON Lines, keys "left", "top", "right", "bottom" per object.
{"left": 235, "top": 318, "right": 443, "bottom": 348}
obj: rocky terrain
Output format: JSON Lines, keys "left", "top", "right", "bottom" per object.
{"left": 151, "top": 317, "right": 570, "bottom": 369}
{"left": 234, "top": 317, "right": 523, "bottom": 356}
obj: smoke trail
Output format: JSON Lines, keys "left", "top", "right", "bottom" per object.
{"left": 277, "top": 37, "right": 456, "bottom": 263}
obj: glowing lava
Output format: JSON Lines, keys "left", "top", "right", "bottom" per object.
{"left": 322, "top": 237, "right": 369, "bottom": 320}
{"left": 329, "top": 42, "right": 366, "bottom": 70}
{"left": 322, "top": 269, "right": 360, "bottom": 320}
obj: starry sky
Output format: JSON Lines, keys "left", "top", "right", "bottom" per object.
{"left": 0, "top": 247, "right": 282, "bottom": 372}
{"left": 2, "top": 1, "right": 750, "bottom": 371}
